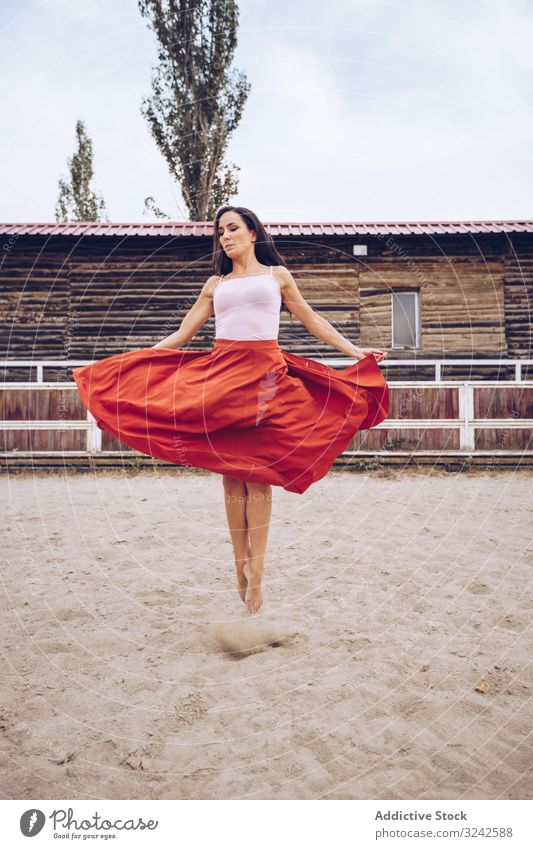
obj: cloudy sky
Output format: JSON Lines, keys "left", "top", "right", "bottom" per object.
{"left": 2, "top": 0, "right": 533, "bottom": 222}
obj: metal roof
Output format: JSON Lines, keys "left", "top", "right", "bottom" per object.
{"left": 1, "top": 220, "right": 532, "bottom": 238}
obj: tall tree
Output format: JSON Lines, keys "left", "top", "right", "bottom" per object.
{"left": 138, "top": 0, "right": 250, "bottom": 220}
{"left": 143, "top": 195, "right": 171, "bottom": 219}
{"left": 55, "top": 120, "right": 109, "bottom": 222}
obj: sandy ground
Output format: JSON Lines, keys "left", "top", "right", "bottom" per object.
{"left": 1, "top": 467, "right": 532, "bottom": 801}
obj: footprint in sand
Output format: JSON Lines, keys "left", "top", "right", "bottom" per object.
{"left": 466, "top": 581, "right": 490, "bottom": 594}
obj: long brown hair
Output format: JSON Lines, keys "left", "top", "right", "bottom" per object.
{"left": 212, "top": 206, "right": 286, "bottom": 275}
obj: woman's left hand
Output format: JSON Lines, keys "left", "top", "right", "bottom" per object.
{"left": 353, "top": 348, "right": 387, "bottom": 363}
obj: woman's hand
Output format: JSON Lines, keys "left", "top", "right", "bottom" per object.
{"left": 351, "top": 347, "right": 387, "bottom": 363}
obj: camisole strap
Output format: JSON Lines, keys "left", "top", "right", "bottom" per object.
{"left": 269, "top": 265, "right": 273, "bottom": 277}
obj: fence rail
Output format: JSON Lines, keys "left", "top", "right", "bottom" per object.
{"left": 1, "top": 357, "right": 532, "bottom": 383}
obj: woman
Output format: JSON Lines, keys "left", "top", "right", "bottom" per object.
{"left": 73, "top": 206, "right": 389, "bottom": 614}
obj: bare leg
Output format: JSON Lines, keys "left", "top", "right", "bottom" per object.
{"left": 222, "top": 475, "right": 252, "bottom": 603}
{"left": 243, "top": 481, "right": 272, "bottom": 613}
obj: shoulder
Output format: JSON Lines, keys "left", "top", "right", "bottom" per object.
{"left": 271, "top": 265, "right": 295, "bottom": 291}
{"left": 202, "top": 274, "right": 222, "bottom": 297}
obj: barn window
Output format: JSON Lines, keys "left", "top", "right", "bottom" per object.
{"left": 392, "top": 291, "right": 419, "bottom": 348}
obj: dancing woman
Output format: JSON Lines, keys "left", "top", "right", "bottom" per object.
{"left": 73, "top": 206, "right": 389, "bottom": 614}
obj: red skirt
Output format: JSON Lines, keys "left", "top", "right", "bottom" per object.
{"left": 72, "top": 339, "right": 389, "bottom": 495}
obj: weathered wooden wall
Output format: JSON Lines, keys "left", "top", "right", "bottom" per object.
{"left": 1, "top": 233, "right": 531, "bottom": 382}
{"left": 0, "top": 237, "right": 363, "bottom": 362}
{"left": 504, "top": 254, "right": 533, "bottom": 358}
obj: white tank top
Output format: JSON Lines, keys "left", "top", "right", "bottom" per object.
{"left": 213, "top": 265, "right": 282, "bottom": 340}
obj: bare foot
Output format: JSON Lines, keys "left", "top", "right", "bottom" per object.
{"left": 243, "top": 563, "right": 263, "bottom": 614}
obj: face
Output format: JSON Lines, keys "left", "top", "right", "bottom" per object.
{"left": 218, "top": 212, "right": 256, "bottom": 260}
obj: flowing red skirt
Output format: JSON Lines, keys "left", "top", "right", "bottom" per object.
{"left": 72, "top": 338, "right": 389, "bottom": 494}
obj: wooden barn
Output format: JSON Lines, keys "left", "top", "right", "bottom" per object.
{"left": 1, "top": 220, "right": 532, "bottom": 468}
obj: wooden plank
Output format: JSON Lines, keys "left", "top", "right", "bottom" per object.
{"left": 475, "top": 428, "right": 533, "bottom": 450}
{"left": 0, "top": 388, "right": 85, "bottom": 420}
{"left": 349, "top": 428, "right": 461, "bottom": 451}
{"left": 475, "top": 386, "right": 533, "bottom": 418}
{"left": 0, "top": 429, "right": 87, "bottom": 451}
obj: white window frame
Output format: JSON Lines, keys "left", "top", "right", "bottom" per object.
{"left": 391, "top": 290, "right": 420, "bottom": 349}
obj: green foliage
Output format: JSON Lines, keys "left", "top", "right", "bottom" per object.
{"left": 138, "top": 0, "right": 250, "bottom": 220}
{"left": 143, "top": 195, "right": 171, "bottom": 219}
{"left": 55, "top": 120, "right": 109, "bottom": 222}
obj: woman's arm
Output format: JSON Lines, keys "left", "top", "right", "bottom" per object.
{"left": 152, "top": 277, "right": 217, "bottom": 349}
{"left": 275, "top": 267, "right": 386, "bottom": 362}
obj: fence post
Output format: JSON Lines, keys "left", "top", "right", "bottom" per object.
{"left": 458, "top": 385, "right": 475, "bottom": 450}
{"left": 86, "top": 411, "right": 102, "bottom": 453}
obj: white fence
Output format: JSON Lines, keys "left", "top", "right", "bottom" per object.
{"left": 1, "top": 358, "right": 532, "bottom": 457}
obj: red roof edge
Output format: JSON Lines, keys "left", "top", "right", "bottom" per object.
{"left": 0, "top": 220, "right": 532, "bottom": 237}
